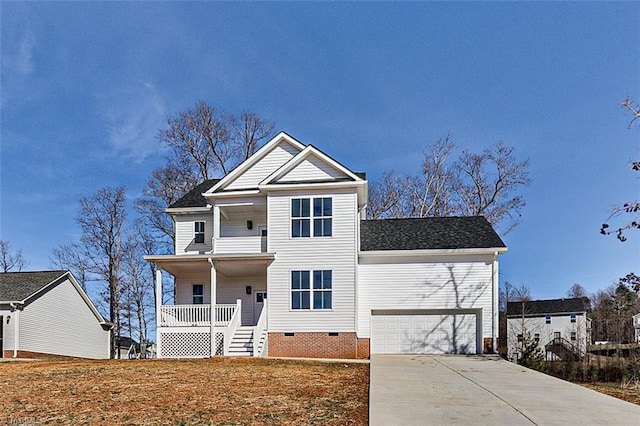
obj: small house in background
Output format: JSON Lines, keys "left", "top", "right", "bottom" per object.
{"left": 506, "top": 297, "right": 590, "bottom": 362}
{"left": 0, "top": 270, "right": 111, "bottom": 359}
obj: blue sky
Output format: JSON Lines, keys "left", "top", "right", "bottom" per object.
{"left": 1, "top": 2, "right": 638, "bottom": 300}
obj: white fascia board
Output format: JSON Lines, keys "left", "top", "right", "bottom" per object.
{"left": 359, "top": 247, "right": 508, "bottom": 259}
{"left": 204, "top": 132, "right": 306, "bottom": 194}
{"left": 260, "top": 145, "right": 365, "bottom": 186}
{"left": 259, "top": 180, "right": 366, "bottom": 192}
{"left": 165, "top": 206, "right": 212, "bottom": 215}
{"left": 145, "top": 253, "right": 275, "bottom": 263}
{"left": 205, "top": 189, "right": 261, "bottom": 199}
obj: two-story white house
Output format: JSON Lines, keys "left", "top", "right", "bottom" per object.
{"left": 506, "top": 297, "right": 591, "bottom": 362}
{"left": 145, "top": 132, "right": 507, "bottom": 359}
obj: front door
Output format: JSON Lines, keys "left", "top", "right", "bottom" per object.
{"left": 254, "top": 292, "right": 267, "bottom": 324}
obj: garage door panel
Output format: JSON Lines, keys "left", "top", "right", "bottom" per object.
{"left": 371, "top": 311, "right": 479, "bottom": 355}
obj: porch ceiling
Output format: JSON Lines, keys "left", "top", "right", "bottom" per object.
{"left": 145, "top": 253, "right": 274, "bottom": 278}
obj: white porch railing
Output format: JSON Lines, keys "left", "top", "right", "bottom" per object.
{"left": 159, "top": 304, "right": 238, "bottom": 327}
{"left": 213, "top": 236, "right": 265, "bottom": 254}
{"left": 254, "top": 299, "right": 268, "bottom": 357}
{"left": 223, "top": 299, "right": 242, "bottom": 355}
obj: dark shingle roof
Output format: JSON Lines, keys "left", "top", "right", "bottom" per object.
{"left": 360, "top": 216, "right": 506, "bottom": 251}
{"left": 169, "top": 179, "right": 220, "bottom": 209}
{"left": 507, "top": 298, "right": 588, "bottom": 317}
{"left": 0, "top": 270, "right": 67, "bottom": 302}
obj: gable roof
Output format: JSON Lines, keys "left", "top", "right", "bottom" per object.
{"left": 260, "top": 144, "right": 365, "bottom": 186}
{"left": 169, "top": 179, "right": 220, "bottom": 209}
{"left": 206, "top": 131, "right": 306, "bottom": 194}
{"left": 507, "top": 298, "right": 588, "bottom": 317}
{"left": 360, "top": 216, "right": 506, "bottom": 251}
{"left": 0, "top": 270, "right": 110, "bottom": 326}
{"left": 0, "top": 270, "right": 69, "bottom": 302}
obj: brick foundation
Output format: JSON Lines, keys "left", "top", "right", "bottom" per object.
{"left": 268, "top": 332, "right": 370, "bottom": 359}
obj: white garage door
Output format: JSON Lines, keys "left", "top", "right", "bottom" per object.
{"left": 371, "top": 310, "right": 479, "bottom": 354}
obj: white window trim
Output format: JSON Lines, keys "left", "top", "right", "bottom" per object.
{"left": 194, "top": 221, "right": 205, "bottom": 244}
{"left": 192, "top": 283, "right": 204, "bottom": 304}
{"left": 290, "top": 197, "right": 333, "bottom": 239}
{"left": 289, "top": 269, "right": 333, "bottom": 311}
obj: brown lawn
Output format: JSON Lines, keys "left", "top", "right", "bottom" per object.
{"left": 0, "top": 357, "right": 369, "bottom": 425}
{"left": 581, "top": 383, "right": 640, "bottom": 406}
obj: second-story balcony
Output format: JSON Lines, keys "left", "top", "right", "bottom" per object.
{"left": 213, "top": 235, "right": 267, "bottom": 254}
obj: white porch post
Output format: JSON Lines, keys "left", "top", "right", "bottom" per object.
{"left": 213, "top": 204, "right": 220, "bottom": 252}
{"left": 156, "top": 268, "right": 163, "bottom": 358}
{"left": 13, "top": 308, "right": 19, "bottom": 358}
{"left": 208, "top": 258, "right": 217, "bottom": 356}
{"left": 492, "top": 251, "right": 499, "bottom": 354}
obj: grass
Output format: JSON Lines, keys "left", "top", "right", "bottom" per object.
{"left": 580, "top": 382, "right": 640, "bottom": 406}
{"left": 0, "top": 357, "right": 369, "bottom": 425}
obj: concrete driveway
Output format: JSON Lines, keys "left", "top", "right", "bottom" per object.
{"left": 370, "top": 354, "right": 640, "bottom": 425}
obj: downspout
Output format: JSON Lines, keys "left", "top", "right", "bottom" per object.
{"left": 10, "top": 302, "right": 21, "bottom": 358}
{"left": 208, "top": 257, "right": 217, "bottom": 357}
{"left": 492, "top": 251, "right": 499, "bottom": 354}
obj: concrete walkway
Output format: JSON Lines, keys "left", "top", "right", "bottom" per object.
{"left": 370, "top": 354, "right": 640, "bottom": 425}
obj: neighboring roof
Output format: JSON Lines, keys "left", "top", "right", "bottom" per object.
{"left": 169, "top": 179, "right": 220, "bottom": 209}
{"left": 360, "top": 216, "right": 506, "bottom": 251}
{"left": 0, "top": 270, "right": 68, "bottom": 302}
{"left": 507, "top": 298, "right": 588, "bottom": 317}
{"left": 117, "top": 336, "right": 139, "bottom": 348}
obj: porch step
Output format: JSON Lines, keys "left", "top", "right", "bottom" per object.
{"left": 228, "top": 326, "right": 254, "bottom": 357}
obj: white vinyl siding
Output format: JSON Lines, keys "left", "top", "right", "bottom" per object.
{"left": 175, "top": 213, "right": 213, "bottom": 254}
{"left": 175, "top": 275, "right": 266, "bottom": 326}
{"left": 267, "top": 189, "right": 358, "bottom": 332}
{"left": 18, "top": 279, "right": 110, "bottom": 359}
{"left": 357, "top": 255, "right": 494, "bottom": 340}
{"left": 276, "top": 155, "right": 350, "bottom": 183}
{"left": 226, "top": 143, "right": 300, "bottom": 190}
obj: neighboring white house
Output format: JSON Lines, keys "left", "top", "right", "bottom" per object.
{"left": 633, "top": 313, "right": 640, "bottom": 343}
{"left": 506, "top": 297, "right": 590, "bottom": 362}
{"left": 145, "top": 132, "right": 507, "bottom": 359}
{"left": 0, "top": 270, "right": 112, "bottom": 359}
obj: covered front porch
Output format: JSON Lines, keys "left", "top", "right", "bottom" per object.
{"left": 147, "top": 253, "right": 274, "bottom": 358}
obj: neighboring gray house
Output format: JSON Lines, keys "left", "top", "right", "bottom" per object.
{"left": 145, "top": 132, "right": 508, "bottom": 359}
{"left": 507, "top": 297, "right": 590, "bottom": 362}
{"left": 0, "top": 270, "right": 111, "bottom": 359}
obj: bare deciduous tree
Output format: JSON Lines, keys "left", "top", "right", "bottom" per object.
{"left": 77, "top": 186, "right": 127, "bottom": 358}
{"left": 0, "top": 240, "right": 28, "bottom": 272}
{"left": 367, "top": 136, "right": 530, "bottom": 235}
{"left": 50, "top": 243, "right": 91, "bottom": 291}
{"left": 137, "top": 102, "right": 275, "bottom": 254}
{"left": 601, "top": 96, "right": 640, "bottom": 242}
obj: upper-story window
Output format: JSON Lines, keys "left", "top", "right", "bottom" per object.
{"left": 291, "top": 197, "right": 332, "bottom": 238}
{"left": 570, "top": 314, "right": 577, "bottom": 323}
{"left": 545, "top": 315, "right": 551, "bottom": 324}
{"left": 194, "top": 221, "right": 205, "bottom": 244}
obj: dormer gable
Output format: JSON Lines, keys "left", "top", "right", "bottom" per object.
{"left": 204, "top": 132, "right": 305, "bottom": 195}
{"left": 260, "top": 145, "right": 362, "bottom": 186}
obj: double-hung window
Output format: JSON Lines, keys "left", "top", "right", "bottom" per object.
{"left": 291, "top": 271, "right": 310, "bottom": 309}
{"left": 313, "top": 270, "right": 332, "bottom": 309}
{"left": 570, "top": 314, "right": 577, "bottom": 323}
{"left": 291, "top": 270, "right": 332, "bottom": 310}
{"left": 291, "top": 199, "right": 311, "bottom": 238}
{"left": 291, "top": 197, "right": 332, "bottom": 238}
{"left": 313, "top": 198, "right": 332, "bottom": 237}
{"left": 193, "top": 284, "right": 204, "bottom": 304}
{"left": 194, "top": 221, "right": 205, "bottom": 244}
